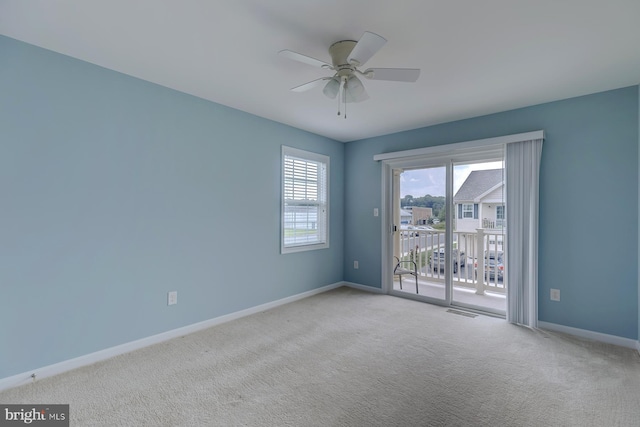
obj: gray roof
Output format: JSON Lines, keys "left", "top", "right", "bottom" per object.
{"left": 454, "top": 169, "right": 503, "bottom": 202}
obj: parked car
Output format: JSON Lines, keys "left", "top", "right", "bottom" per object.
{"left": 474, "top": 251, "right": 504, "bottom": 280}
{"left": 400, "top": 225, "right": 417, "bottom": 236}
{"left": 430, "top": 247, "right": 466, "bottom": 273}
{"left": 400, "top": 225, "right": 434, "bottom": 236}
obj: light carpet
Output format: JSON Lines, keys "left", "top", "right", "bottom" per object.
{"left": 2, "top": 287, "right": 639, "bottom": 426}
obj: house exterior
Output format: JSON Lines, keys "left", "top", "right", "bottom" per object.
{"left": 411, "top": 206, "right": 433, "bottom": 225}
{"left": 400, "top": 208, "right": 413, "bottom": 224}
{"left": 453, "top": 169, "right": 505, "bottom": 233}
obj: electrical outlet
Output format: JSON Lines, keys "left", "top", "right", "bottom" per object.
{"left": 354, "top": 261, "right": 359, "bottom": 269}
{"left": 550, "top": 289, "right": 560, "bottom": 301}
{"left": 168, "top": 291, "right": 178, "bottom": 305}
{"left": 373, "top": 208, "right": 379, "bottom": 217}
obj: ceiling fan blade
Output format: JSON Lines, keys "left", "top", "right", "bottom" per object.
{"left": 279, "top": 49, "right": 332, "bottom": 69}
{"left": 364, "top": 68, "right": 420, "bottom": 82}
{"left": 345, "top": 75, "right": 369, "bottom": 103}
{"left": 347, "top": 31, "right": 387, "bottom": 66}
{"left": 291, "top": 77, "right": 333, "bottom": 92}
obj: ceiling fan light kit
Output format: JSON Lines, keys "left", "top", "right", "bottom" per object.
{"left": 279, "top": 31, "right": 420, "bottom": 118}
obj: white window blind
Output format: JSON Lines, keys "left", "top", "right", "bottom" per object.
{"left": 282, "top": 146, "right": 329, "bottom": 253}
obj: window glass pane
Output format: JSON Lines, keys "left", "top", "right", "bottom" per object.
{"left": 462, "top": 204, "right": 474, "bottom": 218}
{"left": 284, "top": 205, "right": 321, "bottom": 245}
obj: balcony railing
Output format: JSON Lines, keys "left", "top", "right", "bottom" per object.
{"left": 397, "top": 228, "right": 505, "bottom": 294}
{"left": 482, "top": 218, "right": 505, "bottom": 230}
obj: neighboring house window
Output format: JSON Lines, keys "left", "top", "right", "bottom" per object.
{"left": 281, "top": 146, "right": 329, "bottom": 253}
{"left": 462, "top": 204, "right": 474, "bottom": 218}
{"left": 496, "top": 205, "right": 505, "bottom": 228}
{"left": 458, "top": 203, "right": 479, "bottom": 219}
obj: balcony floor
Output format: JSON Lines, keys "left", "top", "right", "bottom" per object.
{"left": 393, "top": 277, "right": 506, "bottom": 312}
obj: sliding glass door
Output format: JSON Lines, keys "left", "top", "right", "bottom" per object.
{"left": 392, "top": 165, "right": 447, "bottom": 301}
{"left": 451, "top": 161, "right": 505, "bottom": 313}
{"left": 386, "top": 152, "right": 506, "bottom": 315}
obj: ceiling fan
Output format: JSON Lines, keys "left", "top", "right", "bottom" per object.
{"left": 279, "top": 31, "right": 420, "bottom": 117}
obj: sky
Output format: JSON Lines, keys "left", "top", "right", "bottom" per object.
{"left": 400, "top": 161, "right": 503, "bottom": 197}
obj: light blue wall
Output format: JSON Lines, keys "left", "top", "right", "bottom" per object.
{"left": 344, "top": 86, "right": 639, "bottom": 340}
{"left": 1, "top": 35, "right": 637, "bottom": 381}
{"left": 0, "top": 36, "right": 344, "bottom": 379}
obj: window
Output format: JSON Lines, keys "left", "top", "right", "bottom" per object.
{"left": 462, "top": 203, "right": 474, "bottom": 218}
{"left": 281, "top": 146, "right": 329, "bottom": 253}
{"left": 496, "top": 205, "right": 505, "bottom": 220}
{"left": 458, "top": 203, "right": 478, "bottom": 219}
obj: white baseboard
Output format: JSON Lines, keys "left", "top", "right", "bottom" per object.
{"left": 538, "top": 321, "right": 638, "bottom": 349}
{"left": 342, "top": 281, "right": 385, "bottom": 294}
{"left": 0, "top": 281, "right": 344, "bottom": 392}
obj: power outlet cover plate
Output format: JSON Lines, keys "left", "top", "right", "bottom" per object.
{"left": 168, "top": 291, "right": 178, "bottom": 305}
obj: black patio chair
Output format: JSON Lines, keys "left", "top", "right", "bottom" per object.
{"left": 394, "top": 256, "right": 419, "bottom": 294}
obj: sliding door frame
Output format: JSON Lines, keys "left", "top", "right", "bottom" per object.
{"left": 378, "top": 131, "right": 544, "bottom": 310}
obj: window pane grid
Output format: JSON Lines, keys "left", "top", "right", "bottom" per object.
{"left": 463, "top": 203, "right": 473, "bottom": 218}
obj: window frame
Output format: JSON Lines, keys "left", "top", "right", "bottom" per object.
{"left": 281, "top": 146, "right": 330, "bottom": 254}
{"left": 462, "top": 203, "right": 474, "bottom": 219}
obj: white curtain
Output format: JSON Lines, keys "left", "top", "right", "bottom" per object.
{"left": 506, "top": 139, "right": 543, "bottom": 327}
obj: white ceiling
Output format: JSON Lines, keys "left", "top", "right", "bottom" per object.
{"left": 1, "top": 0, "right": 639, "bottom": 142}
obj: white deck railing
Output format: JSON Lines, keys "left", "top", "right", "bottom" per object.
{"left": 399, "top": 228, "right": 505, "bottom": 294}
{"left": 482, "top": 218, "right": 506, "bottom": 230}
